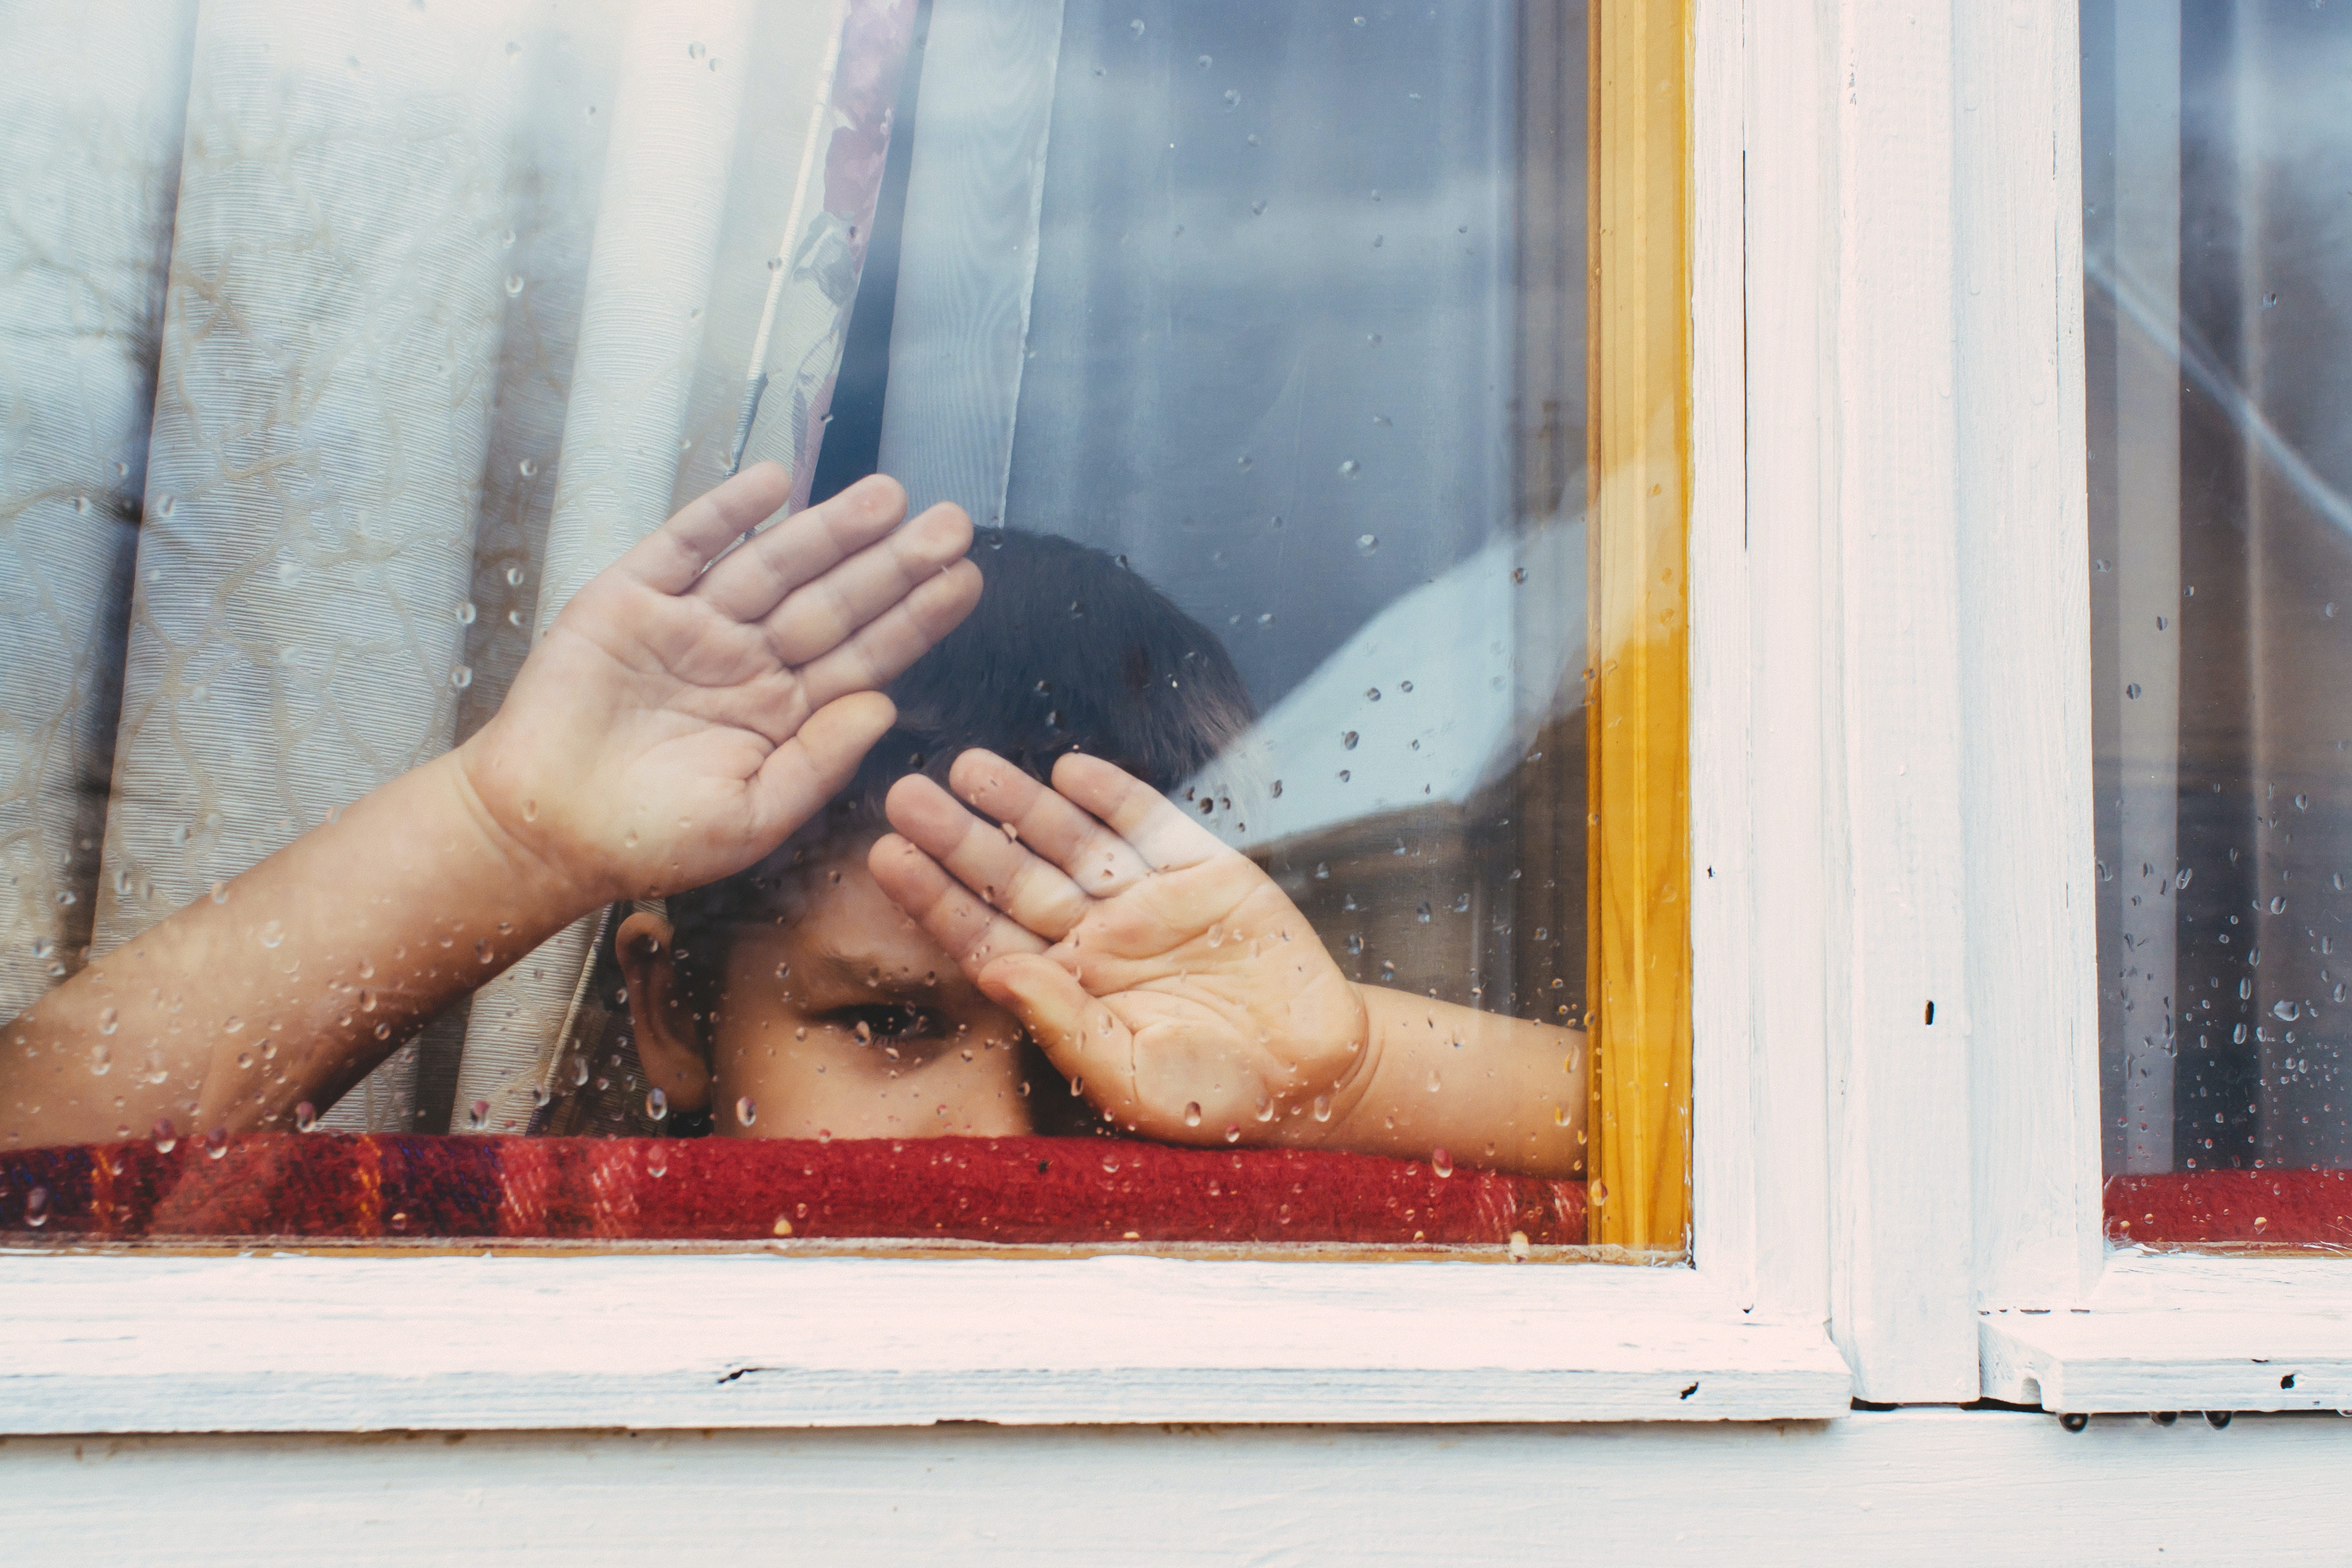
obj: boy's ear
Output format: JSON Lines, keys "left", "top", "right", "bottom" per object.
{"left": 614, "top": 910, "right": 711, "bottom": 1114}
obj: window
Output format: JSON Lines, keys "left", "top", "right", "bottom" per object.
{"left": 1973, "top": 0, "right": 2352, "bottom": 1419}
{"left": 0, "top": 0, "right": 1699, "bottom": 1256}
{"left": 2086, "top": 0, "right": 2352, "bottom": 1247}
{"left": 2, "top": 0, "right": 1868, "bottom": 1436}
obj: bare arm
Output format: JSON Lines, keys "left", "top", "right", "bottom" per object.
{"left": 1, "top": 466, "right": 980, "bottom": 1148}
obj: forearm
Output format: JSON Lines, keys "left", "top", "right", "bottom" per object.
{"left": 1319, "top": 986, "right": 1588, "bottom": 1179}
{"left": 0, "top": 750, "right": 594, "bottom": 1146}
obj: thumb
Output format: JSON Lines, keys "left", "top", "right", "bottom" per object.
{"left": 748, "top": 690, "right": 896, "bottom": 843}
{"left": 979, "top": 954, "right": 1134, "bottom": 1110}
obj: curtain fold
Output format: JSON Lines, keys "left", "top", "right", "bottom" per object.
{"left": 456, "top": 0, "right": 920, "bottom": 1134}
{"left": 0, "top": 0, "right": 200, "bottom": 1019}
{"left": 93, "top": 0, "right": 531, "bottom": 1130}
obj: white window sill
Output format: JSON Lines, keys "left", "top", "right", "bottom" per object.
{"left": 0, "top": 1252, "right": 1851, "bottom": 1432}
{"left": 1982, "top": 1252, "right": 2352, "bottom": 1414}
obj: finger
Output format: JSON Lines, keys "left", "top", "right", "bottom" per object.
{"left": 796, "top": 557, "right": 983, "bottom": 708}
{"left": 614, "top": 462, "right": 794, "bottom": 594}
{"left": 1050, "top": 752, "right": 1231, "bottom": 872}
{"left": 866, "top": 834, "right": 1050, "bottom": 977}
{"left": 692, "top": 475, "right": 920, "bottom": 624}
{"left": 883, "top": 775, "right": 1092, "bottom": 941}
{"left": 742, "top": 691, "right": 898, "bottom": 848}
{"left": 757, "top": 501, "right": 974, "bottom": 666}
{"left": 976, "top": 953, "right": 1137, "bottom": 1110}
{"left": 946, "top": 750, "right": 1154, "bottom": 895}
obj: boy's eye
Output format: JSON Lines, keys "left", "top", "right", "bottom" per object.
{"left": 822, "top": 1004, "right": 948, "bottom": 1044}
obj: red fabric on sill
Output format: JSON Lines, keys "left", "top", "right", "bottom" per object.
{"left": 2105, "top": 1169, "right": 2352, "bottom": 1248}
{"left": 0, "top": 1134, "right": 1586, "bottom": 1246}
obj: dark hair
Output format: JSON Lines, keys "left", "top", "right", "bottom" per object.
{"left": 672, "top": 528, "right": 1256, "bottom": 934}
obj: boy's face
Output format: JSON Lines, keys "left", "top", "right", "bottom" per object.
{"left": 692, "top": 846, "right": 1037, "bottom": 1140}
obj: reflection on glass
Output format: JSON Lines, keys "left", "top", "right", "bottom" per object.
{"left": 2087, "top": 0, "right": 2352, "bottom": 1246}
{"left": 0, "top": 0, "right": 1682, "bottom": 1253}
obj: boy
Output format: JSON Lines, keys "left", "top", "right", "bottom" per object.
{"left": 0, "top": 466, "right": 1584, "bottom": 1176}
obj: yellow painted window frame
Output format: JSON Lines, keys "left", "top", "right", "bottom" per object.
{"left": 1586, "top": 0, "right": 1692, "bottom": 1250}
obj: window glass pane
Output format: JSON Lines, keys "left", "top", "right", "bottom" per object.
{"left": 2086, "top": 0, "right": 2352, "bottom": 1248}
{"left": 0, "top": 0, "right": 1688, "bottom": 1255}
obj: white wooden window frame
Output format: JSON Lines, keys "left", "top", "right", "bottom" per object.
{"left": 0, "top": 0, "right": 2049, "bottom": 1434}
{"left": 1936, "top": 0, "right": 2352, "bottom": 1415}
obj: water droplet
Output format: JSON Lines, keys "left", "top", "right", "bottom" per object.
{"left": 204, "top": 1126, "right": 228, "bottom": 1160}
{"left": 258, "top": 920, "right": 284, "bottom": 950}
{"left": 1131, "top": 16, "right": 1145, "bottom": 34}
{"left": 531, "top": 1084, "right": 552, "bottom": 1110}
{"left": 504, "top": 564, "right": 527, "bottom": 588}
{"left": 455, "top": 601, "right": 478, "bottom": 626}
{"left": 1345, "top": 934, "right": 1364, "bottom": 956}
{"left": 2126, "top": 682, "right": 2142, "bottom": 700}
{"left": 450, "top": 665, "right": 473, "bottom": 689}
{"left": 504, "top": 275, "right": 525, "bottom": 296}
{"left": 2274, "top": 1000, "right": 2301, "bottom": 1021}
{"left": 688, "top": 40, "right": 705, "bottom": 58}
{"left": 156, "top": 495, "right": 176, "bottom": 518}
{"left": 1224, "top": 1124, "right": 1242, "bottom": 1143}
{"left": 733, "top": 1095, "right": 758, "bottom": 1129}
{"left": 646, "top": 1087, "right": 668, "bottom": 1122}
{"left": 1312, "top": 1093, "right": 1333, "bottom": 1123}
{"left": 816, "top": 1127, "right": 834, "bottom": 1144}
{"left": 1340, "top": 460, "right": 1362, "bottom": 480}
{"left": 466, "top": 1099, "right": 490, "bottom": 1130}
{"left": 2296, "top": 794, "right": 2310, "bottom": 811}
{"left": 1425, "top": 1070, "right": 1442, "bottom": 1094}
{"left": 1511, "top": 566, "right": 1530, "bottom": 585}
{"left": 152, "top": 1118, "right": 178, "bottom": 1152}
{"left": 648, "top": 1148, "right": 668, "bottom": 1177}
{"left": 1253, "top": 1090, "right": 1276, "bottom": 1122}
{"left": 2271, "top": 896, "right": 2288, "bottom": 914}
{"left": 1342, "top": 731, "right": 1359, "bottom": 750}
{"left": 97, "top": 1007, "right": 119, "bottom": 1036}
{"left": 522, "top": 798, "right": 540, "bottom": 822}
{"left": 1415, "top": 901, "right": 1432, "bottom": 924}
{"left": 1432, "top": 1147, "right": 1454, "bottom": 1178}
{"left": 1182, "top": 1101, "right": 1203, "bottom": 1128}
{"left": 24, "top": 1188, "right": 47, "bottom": 1227}
{"left": 568, "top": 1056, "right": 590, "bottom": 1088}
{"left": 2177, "top": 867, "right": 2194, "bottom": 890}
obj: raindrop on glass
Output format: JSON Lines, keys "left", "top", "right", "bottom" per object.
{"left": 504, "top": 275, "right": 525, "bottom": 296}
{"left": 1432, "top": 1147, "right": 1453, "bottom": 1178}
{"left": 450, "top": 665, "right": 473, "bottom": 689}
{"left": 152, "top": 1118, "right": 178, "bottom": 1152}
{"left": 646, "top": 1087, "right": 668, "bottom": 1122}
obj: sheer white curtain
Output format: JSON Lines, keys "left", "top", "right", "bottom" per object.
{"left": 0, "top": 0, "right": 914, "bottom": 1133}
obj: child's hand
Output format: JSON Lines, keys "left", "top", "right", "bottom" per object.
{"left": 868, "top": 750, "right": 1374, "bottom": 1146}
{"left": 462, "top": 466, "right": 980, "bottom": 908}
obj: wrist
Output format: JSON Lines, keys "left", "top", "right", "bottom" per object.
{"left": 1300, "top": 983, "right": 1396, "bottom": 1152}
{"left": 437, "top": 745, "right": 610, "bottom": 928}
